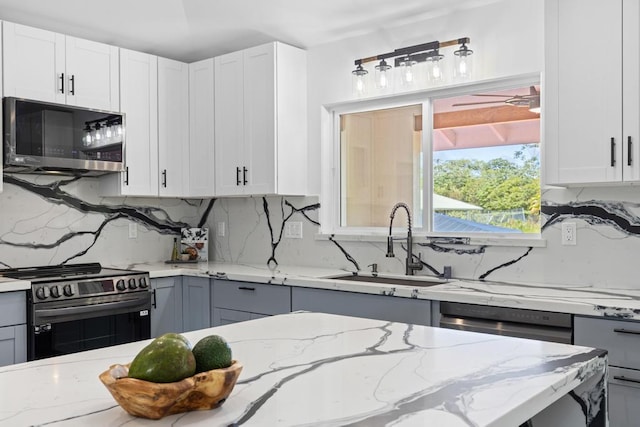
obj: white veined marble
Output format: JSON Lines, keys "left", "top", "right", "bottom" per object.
{"left": 0, "top": 312, "right": 606, "bottom": 426}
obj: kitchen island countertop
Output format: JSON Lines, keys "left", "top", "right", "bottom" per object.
{"left": 0, "top": 311, "right": 606, "bottom": 426}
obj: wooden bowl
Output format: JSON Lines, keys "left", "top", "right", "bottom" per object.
{"left": 99, "top": 360, "right": 243, "bottom": 420}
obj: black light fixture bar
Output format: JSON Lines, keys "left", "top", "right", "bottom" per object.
{"left": 354, "top": 37, "right": 470, "bottom": 66}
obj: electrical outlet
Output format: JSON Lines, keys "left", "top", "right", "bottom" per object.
{"left": 128, "top": 223, "right": 137, "bottom": 239}
{"left": 284, "top": 222, "right": 303, "bottom": 239}
{"left": 561, "top": 222, "right": 576, "bottom": 245}
{"left": 217, "top": 222, "right": 226, "bottom": 237}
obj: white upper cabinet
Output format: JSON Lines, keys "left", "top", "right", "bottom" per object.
{"left": 100, "top": 48, "right": 159, "bottom": 197}
{"left": 3, "top": 22, "right": 119, "bottom": 111}
{"left": 214, "top": 42, "right": 307, "bottom": 196}
{"left": 158, "top": 57, "right": 190, "bottom": 197}
{"left": 545, "top": 0, "right": 639, "bottom": 185}
{"left": 188, "top": 58, "right": 216, "bottom": 197}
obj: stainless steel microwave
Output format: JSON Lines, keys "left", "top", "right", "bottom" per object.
{"left": 3, "top": 97, "right": 125, "bottom": 175}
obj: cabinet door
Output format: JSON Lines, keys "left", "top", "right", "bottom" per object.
{"left": 545, "top": 0, "right": 623, "bottom": 185}
{"left": 65, "top": 36, "right": 119, "bottom": 111}
{"left": 182, "top": 277, "right": 210, "bottom": 332}
{"left": 292, "top": 287, "right": 431, "bottom": 326}
{"left": 158, "top": 57, "right": 189, "bottom": 197}
{"left": 0, "top": 324, "right": 27, "bottom": 367}
{"left": 623, "top": 0, "right": 640, "bottom": 181}
{"left": 214, "top": 51, "right": 245, "bottom": 196}
{"left": 212, "top": 280, "right": 291, "bottom": 315}
{"left": 3, "top": 22, "right": 65, "bottom": 104}
{"left": 243, "top": 43, "right": 276, "bottom": 195}
{"left": 151, "top": 277, "right": 183, "bottom": 337}
{"left": 113, "top": 48, "right": 158, "bottom": 196}
{"left": 610, "top": 366, "right": 640, "bottom": 427}
{"left": 188, "top": 59, "right": 215, "bottom": 197}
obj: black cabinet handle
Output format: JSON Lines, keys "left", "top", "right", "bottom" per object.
{"left": 611, "top": 137, "right": 616, "bottom": 167}
{"left": 614, "top": 328, "right": 640, "bottom": 335}
{"left": 238, "top": 286, "right": 255, "bottom": 291}
{"left": 152, "top": 289, "right": 157, "bottom": 309}
{"left": 59, "top": 73, "right": 65, "bottom": 93}
{"left": 161, "top": 169, "right": 167, "bottom": 187}
{"left": 69, "top": 75, "right": 75, "bottom": 95}
{"left": 243, "top": 167, "right": 248, "bottom": 185}
{"left": 614, "top": 375, "right": 640, "bottom": 385}
{"left": 628, "top": 136, "right": 633, "bottom": 166}
{"left": 236, "top": 167, "right": 241, "bottom": 185}
{"left": 124, "top": 166, "right": 129, "bottom": 185}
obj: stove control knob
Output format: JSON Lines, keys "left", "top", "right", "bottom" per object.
{"left": 116, "top": 279, "right": 126, "bottom": 291}
{"left": 128, "top": 278, "right": 137, "bottom": 290}
{"left": 35, "top": 287, "right": 47, "bottom": 300}
{"left": 63, "top": 284, "right": 74, "bottom": 297}
{"left": 50, "top": 286, "right": 60, "bottom": 298}
{"left": 138, "top": 277, "right": 148, "bottom": 289}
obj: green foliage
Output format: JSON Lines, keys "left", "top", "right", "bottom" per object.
{"left": 433, "top": 144, "right": 541, "bottom": 233}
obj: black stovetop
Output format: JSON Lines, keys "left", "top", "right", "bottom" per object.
{"left": 0, "top": 263, "right": 145, "bottom": 282}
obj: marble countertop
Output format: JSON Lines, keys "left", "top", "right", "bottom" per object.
{"left": 128, "top": 261, "right": 640, "bottom": 319}
{"left": 0, "top": 276, "right": 30, "bottom": 292}
{"left": 0, "top": 312, "right": 606, "bottom": 426}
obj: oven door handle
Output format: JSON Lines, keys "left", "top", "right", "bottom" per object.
{"left": 36, "top": 297, "right": 149, "bottom": 321}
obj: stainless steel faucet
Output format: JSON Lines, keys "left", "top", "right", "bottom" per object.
{"left": 386, "top": 202, "right": 423, "bottom": 275}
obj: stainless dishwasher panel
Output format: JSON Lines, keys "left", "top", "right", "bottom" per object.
{"left": 439, "top": 302, "right": 573, "bottom": 344}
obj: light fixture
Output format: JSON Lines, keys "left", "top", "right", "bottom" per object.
{"left": 453, "top": 42, "right": 474, "bottom": 81}
{"left": 351, "top": 64, "right": 368, "bottom": 96}
{"left": 374, "top": 59, "right": 392, "bottom": 89}
{"left": 351, "top": 37, "right": 472, "bottom": 92}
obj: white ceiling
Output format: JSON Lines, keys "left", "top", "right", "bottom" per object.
{"left": 0, "top": 0, "right": 501, "bottom": 62}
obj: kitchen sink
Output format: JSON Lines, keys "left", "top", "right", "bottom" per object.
{"left": 328, "top": 274, "right": 445, "bottom": 288}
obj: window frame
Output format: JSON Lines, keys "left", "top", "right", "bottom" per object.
{"left": 319, "top": 73, "right": 546, "bottom": 247}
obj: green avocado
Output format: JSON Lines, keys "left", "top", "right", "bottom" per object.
{"left": 156, "top": 332, "right": 192, "bottom": 349}
{"left": 128, "top": 334, "right": 196, "bottom": 383}
{"left": 192, "top": 335, "right": 233, "bottom": 373}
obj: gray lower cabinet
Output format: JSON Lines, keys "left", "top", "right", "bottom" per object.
{"left": 574, "top": 316, "right": 640, "bottom": 426}
{"left": 291, "top": 287, "right": 432, "bottom": 326}
{"left": 211, "top": 280, "right": 291, "bottom": 326}
{"left": 0, "top": 291, "right": 27, "bottom": 366}
{"left": 150, "top": 277, "right": 183, "bottom": 337}
{"left": 182, "top": 276, "right": 210, "bottom": 332}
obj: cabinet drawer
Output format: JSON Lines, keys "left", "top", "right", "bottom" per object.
{"left": 575, "top": 316, "right": 640, "bottom": 369}
{"left": 0, "top": 292, "right": 26, "bottom": 327}
{"left": 212, "top": 280, "right": 290, "bottom": 315}
{"left": 609, "top": 366, "right": 640, "bottom": 427}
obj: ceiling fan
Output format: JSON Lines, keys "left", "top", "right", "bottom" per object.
{"left": 452, "top": 86, "right": 540, "bottom": 112}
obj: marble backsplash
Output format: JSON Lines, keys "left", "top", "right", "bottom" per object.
{"left": 2, "top": 172, "right": 640, "bottom": 290}
{"left": 0, "top": 174, "right": 211, "bottom": 268}
{"left": 208, "top": 186, "right": 640, "bottom": 290}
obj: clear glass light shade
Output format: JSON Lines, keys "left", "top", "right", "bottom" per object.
{"left": 427, "top": 55, "right": 445, "bottom": 84}
{"left": 453, "top": 45, "right": 474, "bottom": 81}
{"left": 398, "top": 58, "right": 417, "bottom": 87}
{"left": 374, "top": 60, "right": 392, "bottom": 90}
{"left": 83, "top": 126, "right": 93, "bottom": 147}
{"left": 352, "top": 64, "right": 369, "bottom": 96}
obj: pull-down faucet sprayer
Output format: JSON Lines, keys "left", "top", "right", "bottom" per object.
{"left": 386, "top": 202, "right": 423, "bottom": 275}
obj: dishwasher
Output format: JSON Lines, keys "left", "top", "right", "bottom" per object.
{"left": 439, "top": 302, "right": 573, "bottom": 344}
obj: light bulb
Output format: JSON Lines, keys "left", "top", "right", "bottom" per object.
{"left": 375, "top": 59, "right": 392, "bottom": 90}
{"left": 352, "top": 64, "right": 369, "bottom": 96}
{"left": 454, "top": 43, "right": 473, "bottom": 81}
{"left": 399, "top": 58, "right": 417, "bottom": 87}
{"left": 427, "top": 52, "right": 445, "bottom": 84}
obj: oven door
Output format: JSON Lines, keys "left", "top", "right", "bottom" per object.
{"left": 29, "top": 292, "right": 151, "bottom": 361}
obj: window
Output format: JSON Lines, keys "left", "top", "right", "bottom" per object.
{"left": 331, "top": 77, "right": 541, "bottom": 238}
